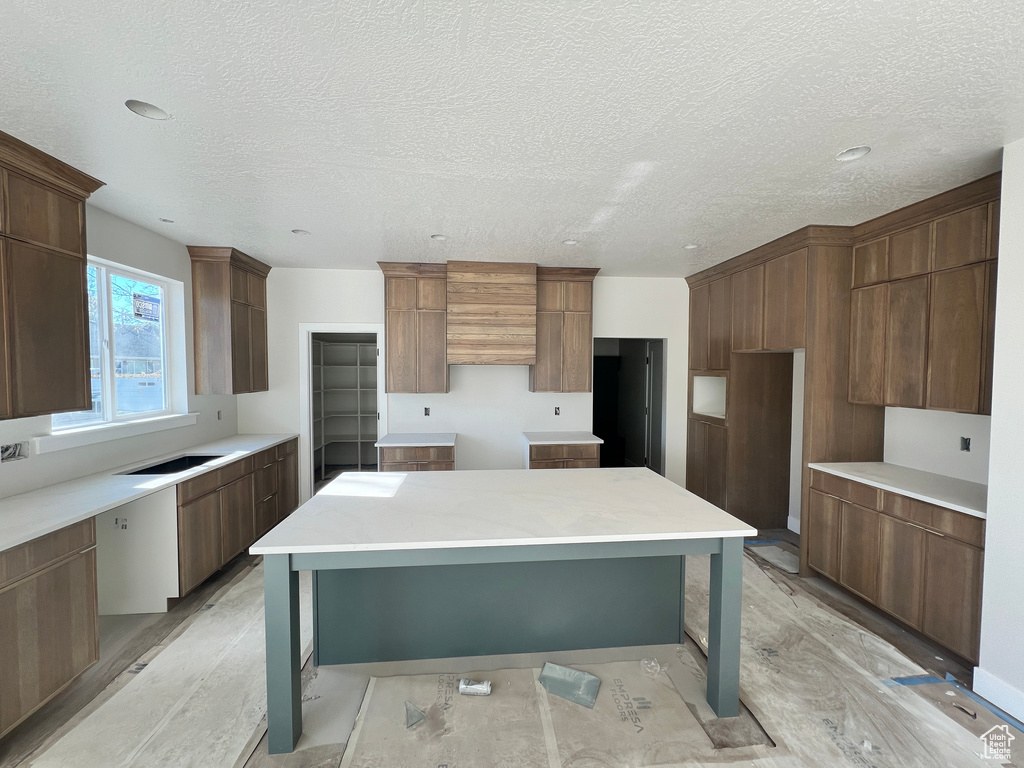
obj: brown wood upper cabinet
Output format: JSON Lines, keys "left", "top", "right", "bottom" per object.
{"left": 763, "top": 248, "right": 807, "bottom": 350}
{"left": 848, "top": 200, "right": 997, "bottom": 414}
{"left": 689, "top": 276, "right": 731, "bottom": 370}
{"left": 0, "top": 131, "right": 103, "bottom": 421}
{"left": 530, "top": 267, "right": 599, "bottom": 393}
{"left": 729, "top": 249, "right": 806, "bottom": 353}
{"left": 188, "top": 247, "right": 271, "bottom": 395}
{"left": 379, "top": 262, "right": 449, "bottom": 393}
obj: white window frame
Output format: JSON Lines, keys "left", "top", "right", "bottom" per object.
{"left": 38, "top": 256, "right": 195, "bottom": 452}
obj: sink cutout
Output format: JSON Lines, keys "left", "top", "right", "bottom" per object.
{"left": 124, "top": 455, "right": 226, "bottom": 475}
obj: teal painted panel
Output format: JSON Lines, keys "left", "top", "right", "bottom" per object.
{"left": 314, "top": 556, "right": 682, "bottom": 665}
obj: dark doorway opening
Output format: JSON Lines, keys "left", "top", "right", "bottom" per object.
{"left": 592, "top": 338, "right": 666, "bottom": 476}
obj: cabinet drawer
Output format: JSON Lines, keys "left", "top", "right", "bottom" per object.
{"left": 254, "top": 463, "right": 279, "bottom": 501}
{"left": 565, "top": 459, "right": 599, "bottom": 469}
{"left": 253, "top": 448, "right": 277, "bottom": 469}
{"left": 809, "top": 470, "right": 880, "bottom": 509}
{"left": 379, "top": 446, "right": 454, "bottom": 463}
{"left": 380, "top": 460, "right": 454, "bottom": 472}
{"left": 530, "top": 459, "right": 566, "bottom": 469}
{"left": 530, "top": 443, "right": 599, "bottom": 461}
{"left": 566, "top": 444, "right": 600, "bottom": 459}
{"left": 255, "top": 495, "right": 278, "bottom": 538}
{"left": 881, "top": 492, "right": 985, "bottom": 547}
{"left": 0, "top": 519, "right": 95, "bottom": 590}
{"left": 177, "top": 458, "right": 250, "bottom": 504}
{"left": 277, "top": 438, "right": 298, "bottom": 459}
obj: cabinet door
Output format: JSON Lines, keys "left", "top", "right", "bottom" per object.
{"left": 385, "top": 309, "right": 418, "bottom": 392}
{"left": 731, "top": 264, "right": 764, "bottom": 352}
{"left": 229, "top": 301, "right": 252, "bottom": 394}
{"left": 807, "top": 490, "right": 841, "bottom": 579}
{"left": 0, "top": 240, "right": 9, "bottom": 419}
{"left": 562, "top": 311, "right": 592, "bottom": 392}
{"left": 877, "top": 515, "right": 926, "bottom": 629}
{"left": 532, "top": 312, "right": 563, "bottom": 392}
{"left": 0, "top": 548, "right": 98, "bottom": 739}
{"left": 6, "top": 240, "right": 90, "bottom": 416}
{"left": 178, "top": 492, "right": 222, "bottom": 595}
{"left": 839, "top": 502, "right": 880, "bottom": 602}
{"left": 981, "top": 262, "right": 997, "bottom": 416}
{"left": 708, "top": 276, "right": 732, "bottom": 370}
{"left": 417, "top": 278, "right": 447, "bottom": 311}
{"left": 685, "top": 419, "right": 706, "bottom": 497}
{"left": 689, "top": 283, "right": 710, "bottom": 370}
{"left": 277, "top": 450, "right": 299, "bottom": 521}
{"left": 229, "top": 266, "right": 249, "bottom": 303}
{"left": 249, "top": 306, "right": 268, "bottom": 392}
{"left": 220, "top": 475, "right": 254, "bottom": 566}
{"left": 922, "top": 534, "right": 983, "bottom": 661}
{"left": 933, "top": 205, "right": 988, "bottom": 271}
{"left": 763, "top": 249, "right": 807, "bottom": 350}
{"left": 852, "top": 238, "right": 888, "bottom": 288}
{"left": 4, "top": 171, "right": 84, "bottom": 255}
{"left": 884, "top": 276, "right": 929, "bottom": 408}
{"left": 927, "top": 264, "right": 986, "bottom": 412}
{"left": 417, "top": 310, "right": 448, "bottom": 393}
{"left": 889, "top": 223, "right": 931, "bottom": 279}
{"left": 848, "top": 283, "right": 887, "bottom": 405}
{"left": 704, "top": 423, "right": 727, "bottom": 510}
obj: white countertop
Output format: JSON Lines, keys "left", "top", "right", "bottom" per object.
{"left": 251, "top": 467, "right": 755, "bottom": 555}
{"left": 808, "top": 462, "right": 987, "bottom": 519}
{"left": 522, "top": 431, "right": 604, "bottom": 445}
{"left": 0, "top": 434, "right": 298, "bottom": 552}
{"left": 375, "top": 433, "right": 457, "bottom": 448}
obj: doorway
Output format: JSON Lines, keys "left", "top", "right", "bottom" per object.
{"left": 310, "top": 332, "right": 379, "bottom": 492}
{"left": 592, "top": 338, "right": 666, "bottom": 476}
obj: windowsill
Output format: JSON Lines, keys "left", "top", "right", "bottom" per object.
{"left": 33, "top": 413, "right": 200, "bottom": 455}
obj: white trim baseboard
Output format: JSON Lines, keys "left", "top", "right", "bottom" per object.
{"left": 974, "top": 666, "right": 1024, "bottom": 723}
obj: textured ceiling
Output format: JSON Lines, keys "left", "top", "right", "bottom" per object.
{"left": 2, "top": 1, "right": 1023, "bottom": 277}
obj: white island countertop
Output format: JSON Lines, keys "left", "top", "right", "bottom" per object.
{"left": 0, "top": 434, "right": 298, "bottom": 552}
{"left": 251, "top": 467, "right": 754, "bottom": 555}
{"left": 808, "top": 461, "right": 987, "bottom": 519}
{"left": 375, "top": 433, "right": 457, "bottom": 448}
{"left": 522, "top": 431, "right": 604, "bottom": 445}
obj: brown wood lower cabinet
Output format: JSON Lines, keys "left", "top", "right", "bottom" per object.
{"left": 219, "top": 475, "right": 255, "bottom": 566}
{"left": 380, "top": 445, "right": 456, "bottom": 472}
{"left": 685, "top": 419, "right": 726, "bottom": 509}
{"left": 0, "top": 522, "right": 98, "bottom": 739}
{"left": 528, "top": 443, "right": 599, "bottom": 469}
{"left": 807, "top": 470, "right": 984, "bottom": 662}
{"left": 178, "top": 490, "right": 223, "bottom": 596}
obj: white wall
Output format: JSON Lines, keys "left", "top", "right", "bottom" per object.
{"left": 975, "top": 139, "right": 1024, "bottom": 720}
{"left": 0, "top": 206, "right": 236, "bottom": 499}
{"left": 883, "top": 408, "right": 991, "bottom": 484}
{"left": 237, "top": 270, "right": 691, "bottom": 493}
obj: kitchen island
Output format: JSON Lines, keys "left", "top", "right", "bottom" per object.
{"left": 251, "top": 466, "right": 756, "bottom": 754}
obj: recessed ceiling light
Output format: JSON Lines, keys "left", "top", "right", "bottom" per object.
{"left": 158, "top": 217, "right": 174, "bottom": 223}
{"left": 836, "top": 146, "right": 871, "bottom": 162}
{"left": 430, "top": 234, "right": 447, "bottom": 241}
{"left": 125, "top": 100, "right": 170, "bottom": 120}
{"left": 684, "top": 244, "right": 698, "bottom": 250}
{"left": 291, "top": 229, "right": 311, "bottom": 236}
{"left": 562, "top": 239, "right": 579, "bottom": 246}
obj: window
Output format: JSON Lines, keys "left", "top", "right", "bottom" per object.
{"left": 52, "top": 260, "right": 171, "bottom": 430}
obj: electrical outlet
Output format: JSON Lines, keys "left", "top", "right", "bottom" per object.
{"left": 555, "top": 407, "right": 560, "bottom": 416}
{"left": 961, "top": 436, "right": 971, "bottom": 452}
{"left": 424, "top": 407, "right": 430, "bottom": 416}
{"left": 0, "top": 442, "right": 28, "bottom": 462}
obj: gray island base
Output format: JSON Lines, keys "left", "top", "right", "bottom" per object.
{"left": 252, "top": 467, "right": 754, "bottom": 754}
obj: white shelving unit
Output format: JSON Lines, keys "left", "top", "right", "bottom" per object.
{"left": 312, "top": 337, "right": 378, "bottom": 484}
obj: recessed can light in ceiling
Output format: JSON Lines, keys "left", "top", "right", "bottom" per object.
{"left": 562, "top": 239, "right": 579, "bottom": 246}
{"left": 684, "top": 243, "right": 698, "bottom": 250}
{"left": 125, "top": 100, "right": 170, "bottom": 120}
{"left": 291, "top": 229, "right": 311, "bottom": 236}
{"left": 158, "top": 217, "right": 174, "bottom": 223}
{"left": 430, "top": 234, "right": 447, "bottom": 241}
{"left": 836, "top": 146, "right": 871, "bottom": 162}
